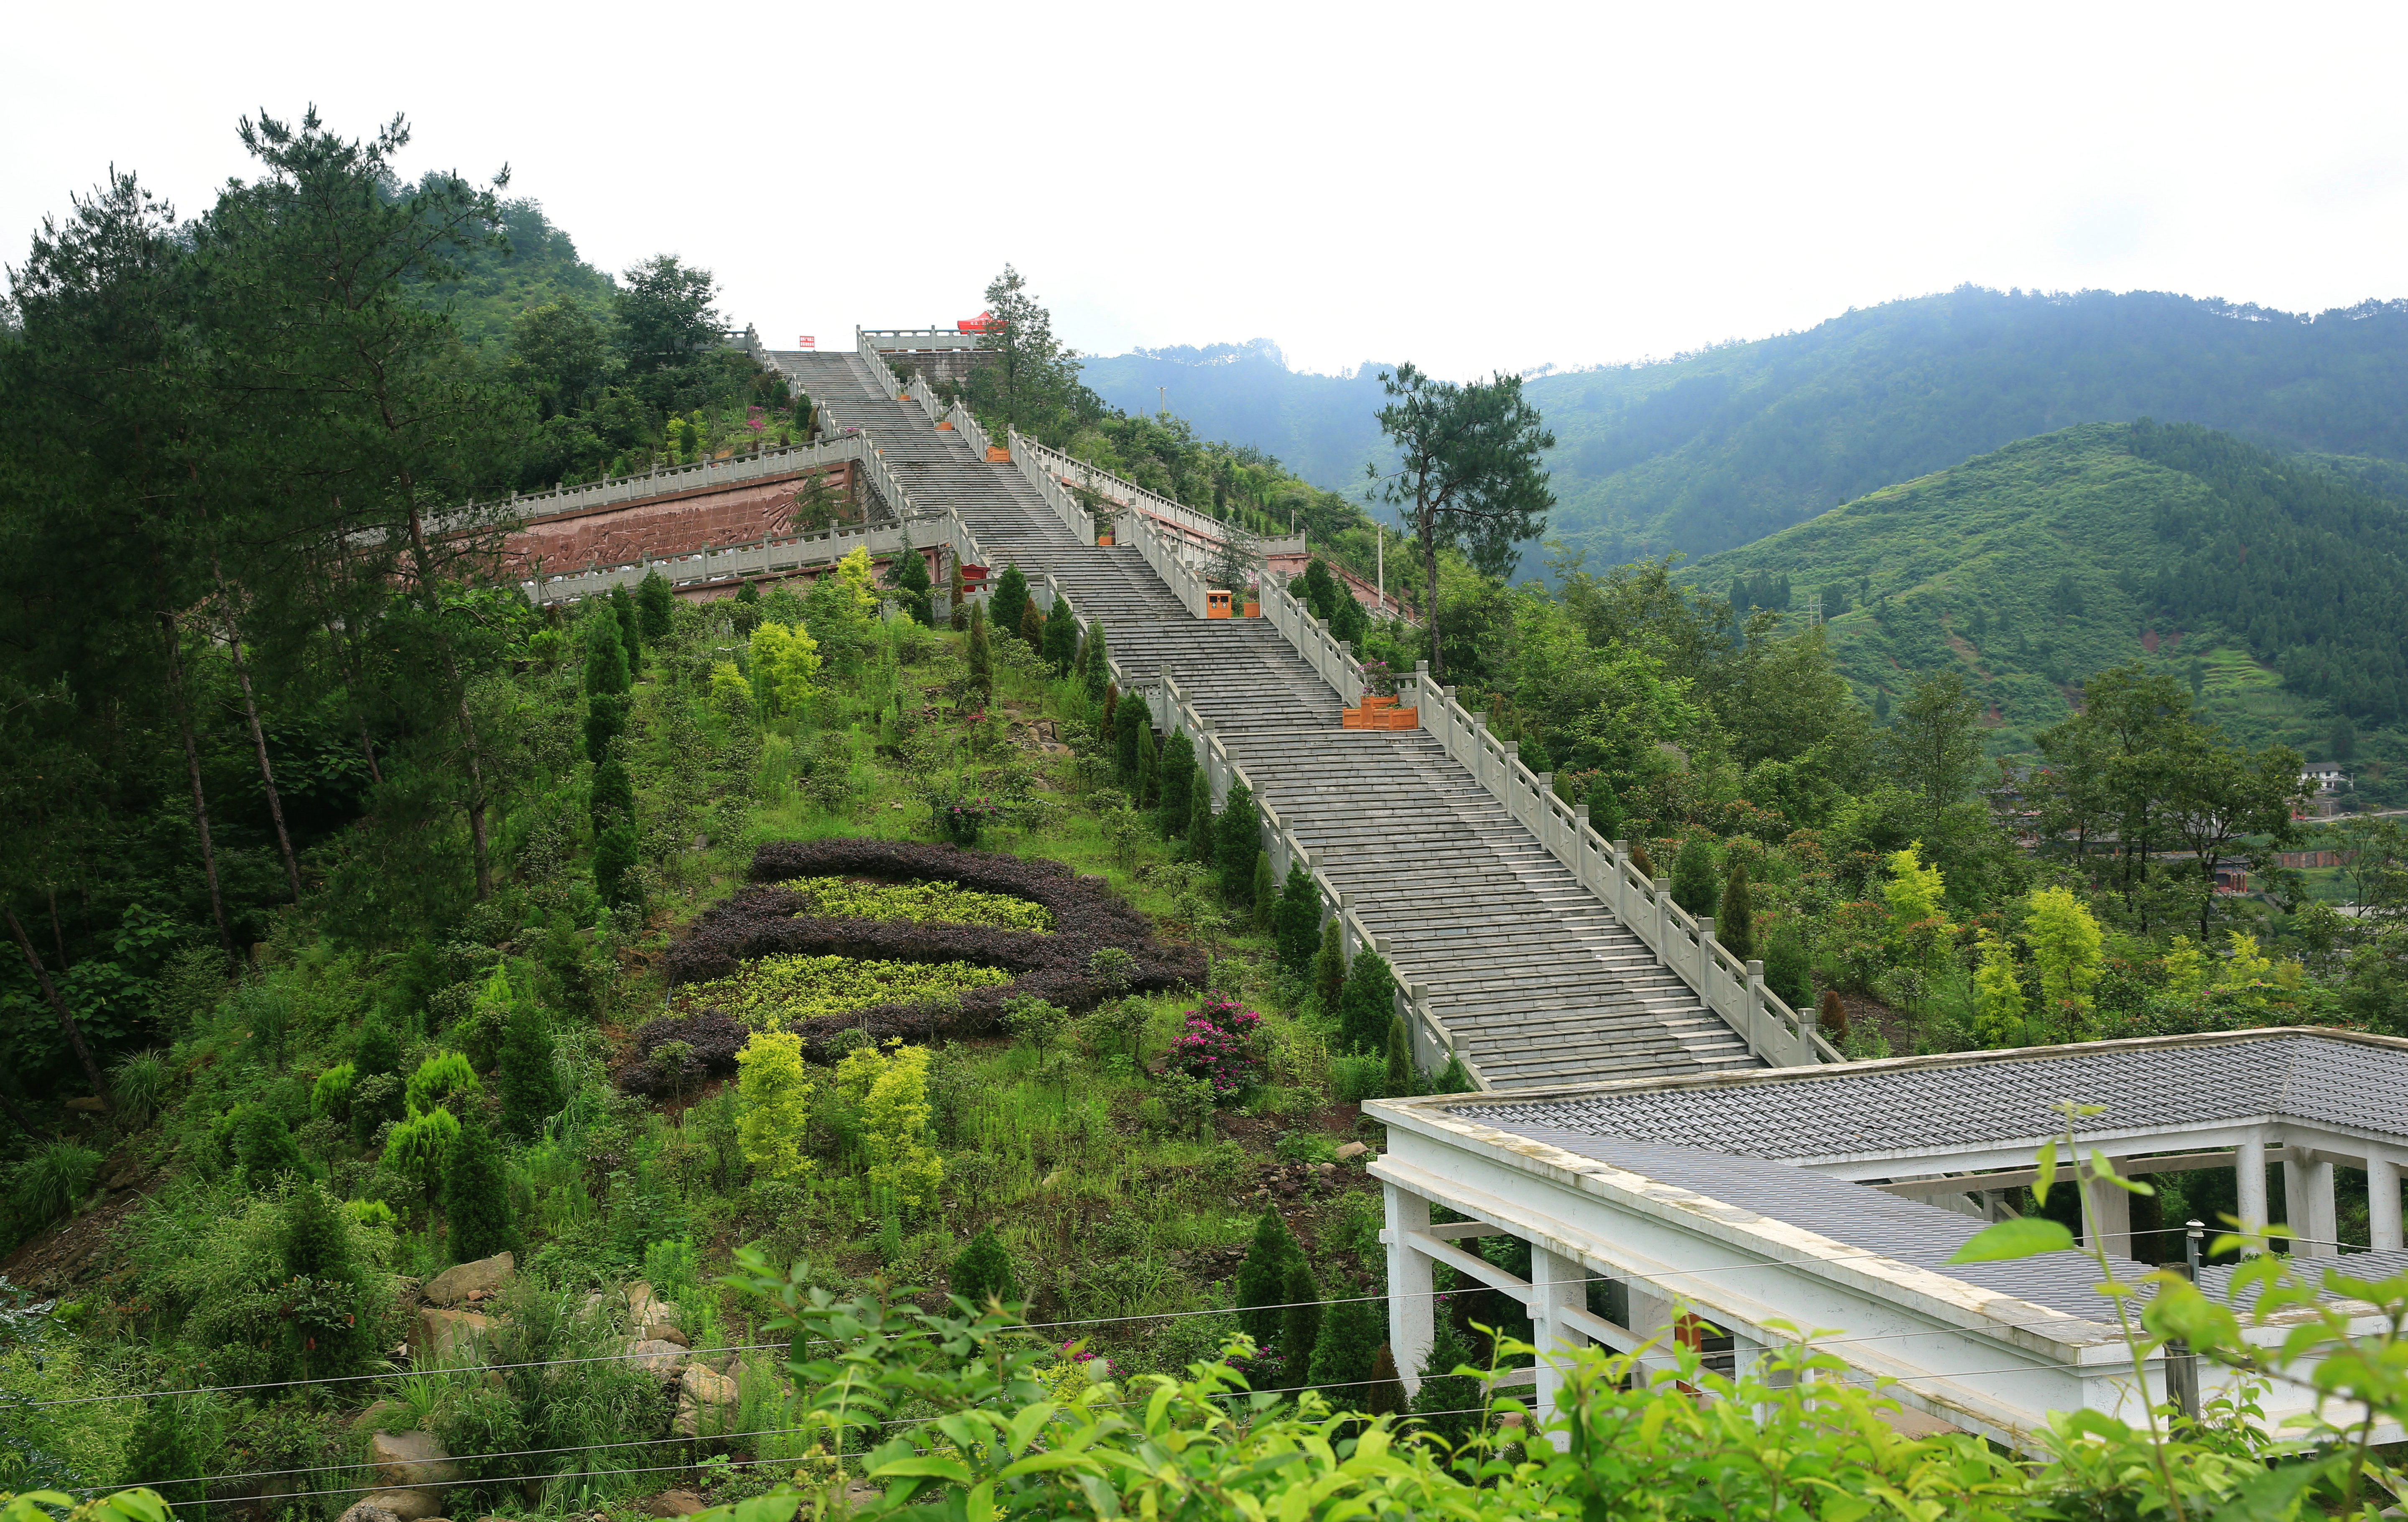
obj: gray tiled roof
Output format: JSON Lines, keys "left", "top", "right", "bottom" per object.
{"left": 1453, "top": 1034, "right": 2408, "bottom": 1164}
{"left": 1506, "top": 1129, "right": 2143, "bottom": 1320}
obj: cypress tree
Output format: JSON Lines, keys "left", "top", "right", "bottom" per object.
{"left": 1627, "top": 840, "right": 1658, "bottom": 880}
{"left": 1306, "top": 1287, "right": 1383, "bottom": 1402}
{"left": 1159, "top": 730, "right": 1196, "bottom": 837}
{"left": 234, "top": 1103, "right": 310, "bottom": 1189}
{"left": 1433, "top": 1050, "right": 1475, "bottom": 1094}
{"left": 1407, "top": 1320, "right": 1485, "bottom": 1446}
{"left": 1385, "top": 1014, "right": 1413, "bottom": 1096}
{"left": 354, "top": 1019, "right": 401, "bottom": 1078}
{"left": 1765, "top": 922, "right": 1813, "bottom": 1009}
{"left": 950, "top": 1224, "right": 1020, "bottom": 1310}
{"left": 610, "top": 584, "right": 643, "bottom": 672}
{"left": 1134, "top": 715, "right": 1159, "bottom": 807}
{"left": 1043, "top": 600, "right": 1078, "bottom": 673}
{"left": 1115, "top": 693, "right": 1144, "bottom": 783}
{"left": 1216, "top": 782, "right": 1259, "bottom": 904}
{"left": 1331, "top": 592, "right": 1367, "bottom": 650}
{"left": 1585, "top": 776, "right": 1623, "bottom": 840}
{"left": 1299, "top": 558, "right": 1340, "bottom": 622}
{"left": 1084, "top": 621, "right": 1111, "bottom": 699}
{"left": 281, "top": 1180, "right": 355, "bottom": 1280}
{"left": 1274, "top": 861, "right": 1320, "bottom": 973}
{"left": 637, "top": 568, "right": 675, "bottom": 642}
{"left": 1338, "top": 949, "right": 1398, "bottom": 1056}
{"left": 595, "top": 820, "right": 642, "bottom": 911}
{"left": 990, "top": 563, "right": 1030, "bottom": 641}
{"left": 1364, "top": 1344, "right": 1408, "bottom": 1417}
{"left": 1279, "top": 1256, "right": 1322, "bottom": 1369}
{"left": 895, "top": 540, "right": 933, "bottom": 625}
{"left": 950, "top": 559, "right": 968, "bottom": 624}
{"left": 590, "top": 757, "right": 635, "bottom": 833}
{"left": 496, "top": 1001, "right": 562, "bottom": 1140}
{"left": 1235, "top": 1206, "right": 1301, "bottom": 1349}
{"left": 583, "top": 694, "right": 626, "bottom": 766}
{"left": 1020, "top": 599, "right": 1045, "bottom": 650}
{"left": 1312, "top": 919, "right": 1346, "bottom": 1013}
{"left": 584, "top": 615, "right": 630, "bottom": 695}
{"left": 442, "top": 1113, "right": 516, "bottom": 1262}
{"left": 1670, "top": 836, "right": 1719, "bottom": 918}
{"left": 1721, "top": 858, "right": 1756, "bottom": 961}
{"left": 1250, "top": 851, "right": 1274, "bottom": 933}
{"left": 966, "top": 600, "right": 994, "bottom": 702}
{"left": 1071, "top": 616, "right": 1091, "bottom": 684}
{"left": 120, "top": 1397, "right": 210, "bottom": 1518}
{"left": 1186, "top": 784, "right": 1217, "bottom": 868}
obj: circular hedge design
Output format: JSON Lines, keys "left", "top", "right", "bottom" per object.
{"left": 628, "top": 838, "right": 1203, "bottom": 1090}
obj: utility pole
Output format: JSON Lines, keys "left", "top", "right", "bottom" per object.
{"left": 1158, "top": 385, "right": 1167, "bottom": 415}
{"left": 1377, "top": 523, "right": 1385, "bottom": 613}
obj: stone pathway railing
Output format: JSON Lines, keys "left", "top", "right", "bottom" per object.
{"left": 524, "top": 510, "right": 960, "bottom": 605}
{"left": 1254, "top": 568, "right": 1838, "bottom": 1068}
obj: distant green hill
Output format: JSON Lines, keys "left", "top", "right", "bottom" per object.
{"left": 1538, "top": 286, "right": 2408, "bottom": 565}
{"left": 1682, "top": 421, "right": 2408, "bottom": 782}
{"left": 1078, "top": 342, "right": 1395, "bottom": 494}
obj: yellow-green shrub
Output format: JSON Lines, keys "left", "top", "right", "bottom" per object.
{"left": 680, "top": 955, "right": 1011, "bottom": 1031}
{"left": 776, "top": 876, "right": 1053, "bottom": 933}
{"left": 834, "top": 1041, "right": 941, "bottom": 1209}
{"left": 737, "top": 1030, "right": 816, "bottom": 1181}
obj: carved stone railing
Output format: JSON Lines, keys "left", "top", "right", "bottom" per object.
{"left": 462, "top": 435, "right": 872, "bottom": 527}
{"left": 1004, "top": 430, "right": 1096, "bottom": 544}
{"left": 1122, "top": 498, "right": 1208, "bottom": 618}
{"left": 524, "top": 513, "right": 946, "bottom": 605}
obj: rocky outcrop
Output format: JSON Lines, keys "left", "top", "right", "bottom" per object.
{"left": 623, "top": 1337, "right": 689, "bottom": 1374}
{"left": 673, "top": 1363, "right": 739, "bottom": 1440}
{"left": 351, "top": 1430, "right": 460, "bottom": 1522}
{"left": 423, "top": 1251, "right": 515, "bottom": 1308}
{"left": 411, "top": 1307, "right": 493, "bottom": 1361}
{"left": 641, "top": 1491, "right": 704, "bottom": 1517}
{"left": 336, "top": 1501, "right": 405, "bottom": 1522}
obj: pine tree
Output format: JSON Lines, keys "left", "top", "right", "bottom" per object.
{"left": 1306, "top": 1287, "right": 1383, "bottom": 1401}
{"left": 950, "top": 1223, "right": 1020, "bottom": 1310}
{"left": 1407, "top": 1319, "right": 1485, "bottom": 1446}
{"left": 1312, "top": 919, "right": 1346, "bottom": 1013}
{"left": 610, "top": 583, "right": 644, "bottom": 671}
{"left": 1432, "top": 1050, "right": 1475, "bottom": 1094}
{"left": 590, "top": 758, "right": 635, "bottom": 833}
{"left": 1385, "top": 1014, "right": 1413, "bottom": 1096}
{"left": 1084, "top": 621, "right": 1111, "bottom": 699}
{"left": 1338, "top": 949, "right": 1398, "bottom": 1055}
{"left": 1134, "top": 716, "right": 1159, "bottom": 807}
{"left": 1670, "top": 836, "right": 1719, "bottom": 918}
{"left": 1251, "top": 851, "right": 1274, "bottom": 933}
{"left": 1274, "top": 860, "right": 1320, "bottom": 973}
{"left": 1020, "top": 600, "right": 1045, "bottom": 649}
{"left": 1364, "top": 1344, "right": 1408, "bottom": 1417}
{"left": 990, "top": 562, "right": 1031, "bottom": 641}
{"left": 966, "top": 600, "right": 994, "bottom": 702}
{"left": 595, "top": 820, "right": 642, "bottom": 912}
{"left": 442, "top": 1112, "right": 516, "bottom": 1262}
{"left": 1159, "top": 730, "right": 1196, "bottom": 837}
{"left": 234, "top": 1103, "right": 310, "bottom": 1189}
{"left": 1235, "top": 1206, "right": 1301, "bottom": 1349}
{"left": 894, "top": 539, "right": 934, "bottom": 625}
{"left": 1115, "top": 692, "right": 1144, "bottom": 784}
{"left": 1279, "top": 1256, "right": 1322, "bottom": 1370}
{"left": 1186, "top": 784, "right": 1217, "bottom": 868}
{"left": 495, "top": 1000, "right": 562, "bottom": 1140}
{"left": 1720, "top": 858, "right": 1756, "bottom": 961}
{"left": 1216, "top": 782, "right": 1259, "bottom": 904}
{"left": 281, "top": 1180, "right": 355, "bottom": 1279}
{"left": 637, "top": 568, "right": 674, "bottom": 641}
{"left": 1043, "top": 600, "right": 1078, "bottom": 673}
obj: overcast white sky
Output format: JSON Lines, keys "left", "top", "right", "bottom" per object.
{"left": 8, "top": 1, "right": 2405, "bottom": 380}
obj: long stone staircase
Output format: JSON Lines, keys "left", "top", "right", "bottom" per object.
{"left": 773, "top": 349, "right": 1758, "bottom": 1089}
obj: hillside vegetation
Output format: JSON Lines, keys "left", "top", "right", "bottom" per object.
{"left": 1679, "top": 420, "right": 2408, "bottom": 792}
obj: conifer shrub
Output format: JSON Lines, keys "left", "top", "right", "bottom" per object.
{"left": 895, "top": 543, "right": 934, "bottom": 625}
{"left": 1273, "top": 861, "right": 1320, "bottom": 973}
{"left": 1721, "top": 858, "right": 1757, "bottom": 961}
{"left": 1385, "top": 1014, "right": 1413, "bottom": 1096}
{"left": 1083, "top": 621, "right": 1110, "bottom": 699}
{"left": 594, "top": 820, "right": 642, "bottom": 911}
{"left": 610, "top": 584, "right": 643, "bottom": 669}
{"left": 406, "top": 1050, "right": 482, "bottom": 1118}
{"left": 382, "top": 1106, "right": 459, "bottom": 1205}
{"left": 119, "top": 1396, "right": 211, "bottom": 1517}
{"left": 442, "top": 1113, "right": 516, "bottom": 1261}
{"left": 589, "top": 758, "right": 635, "bottom": 832}
{"left": 1280, "top": 1257, "right": 1322, "bottom": 1370}
{"left": 1670, "top": 836, "right": 1719, "bottom": 918}
{"left": 1312, "top": 919, "right": 1345, "bottom": 1013}
{"left": 951, "top": 1223, "right": 1020, "bottom": 1310}
{"left": 1158, "top": 730, "right": 1196, "bottom": 836}
{"left": 990, "top": 563, "right": 1031, "bottom": 644}
{"left": 1364, "top": 1343, "right": 1408, "bottom": 1417}
{"left": 966, "top": 600, "right": 993, "bottom": 700}
{"left": 1235, "top": 1206, "right": 1302, "bottom": 1348}
{"left": 1114, "top": 696, "right": 1143, "bottom": 784}
{"left": 1299, "top": 558, "right": 1341, "bottom": 622}
{"left": 1585, "top": 775, "right": 1624, "bottom": 840}
{"left": 1337, "top": 949, "right": 1398, "bottom": 1056}
{"left": 1186, "top": 786, "right": 1217, "bottom": 868}
{"left": 1627, "top": 840, "right": 1658, "bottom": 880}
{"left": 1042, "top": 601, "right": 1077, "bottom": 672}
{"left": 1216, "top": 783, "right": 1259, "bottom": 904}
{"left": 495, "top": 1001, "right": 562, "bottom": 1140}
{"left": 584, "top": 613, "right": 630, "bottom": 696}
{"left": 1407, "top": 1320, "right": 1484, "bottom": 1445}
{"left": 1250, "top": 852, "right": 1274, "bottom": 933}
{"left": 1306, "top": 1283, "right": 1383, "bottom": 1399}
{"left": 1134, "top": 716, "right": 1158, "bottom": 806}
{"left": 637, "top": 568, "right": 674, "bottom": 642}
{"left": 1766, "top": 922, "right": 1814, "bottom": 1009}
{"left": 1432, "top": 1050, "right": 1475, "bottom": 1094}
{"left": 232, "top": 1103, "right": 311, "bottom": 1190}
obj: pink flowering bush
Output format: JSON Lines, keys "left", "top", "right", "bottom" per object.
{"left": 1166, "top": 995, "right": 1263, "bottom": 1101}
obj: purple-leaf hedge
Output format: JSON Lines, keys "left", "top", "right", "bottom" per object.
{"left": 638, "top": 838, "right": 1204, "bottom": 1074}
{"left": 623, "top": 1011, "right": 748, "bottom": 1098}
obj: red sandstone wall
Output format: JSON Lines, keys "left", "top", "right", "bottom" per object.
{"left": 503, "top": 462, "right": 858, "bottom": 578}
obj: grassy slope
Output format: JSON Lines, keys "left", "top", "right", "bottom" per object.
{"left": 1680, "top": 421, "right": 2336, "bottom": 758}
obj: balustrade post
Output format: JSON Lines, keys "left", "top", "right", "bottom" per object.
{"left": 1502, "top": 742, "right": 1521, "bottom": 822}
{"left": 1800, "top": 985, "right": 1819, "bottom": 1047}
{"left": 1745, "top": 960, "right": 1771, "bottom": 1061}
{"left": 1698, "top": 917, "right": 1717, "bottom": 996}
{"left": 1537, "top": 772, "right": 1556, "bottom": 855}
{"left": 1652, "top": 877, "right": 1672, "bottom": 952}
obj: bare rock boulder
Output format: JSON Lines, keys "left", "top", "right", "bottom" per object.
{"left": 368, "top": 1429, "right": 463, "bottom": 1494}
{"left": 673, "top": 1362, "right": 739, "bottom": 1440}
{"left": 641, "top": 1490, "right": 704, "bottom": 1517}
{"left": 423, "top": 1252, "right": 515, "bottom": 1309}
{"left": 336, "top": 1502, "right": 404, "bottom": 1522}
{"left": 623, "top": 1337, "right": 689, "bottom": 1374}
{"left": 411, "top": 1307, "right": 493, "bottom": 1361}
{"left": 1334, "top": 1141, "right": 1368, "bottom": 1161}
{"left": 641, "top": 1321, "right": 690, "bottom": 1348}
{"left": 352, "top": 1491, "right": 441, "bottom": 1522}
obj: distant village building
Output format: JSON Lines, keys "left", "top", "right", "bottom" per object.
{"left": 2300, "top": 764, "right": 2351, "bottom": 820}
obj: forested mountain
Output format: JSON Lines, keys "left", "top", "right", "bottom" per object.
{"left": 1078, "top": 342, "right": 1396, "bottom": 498}
{"left": 1087, "top": 289, "right": 2408, "bottom": 569}
{"left": 1681, "top": 419, "right": 2408, "bottom": 790}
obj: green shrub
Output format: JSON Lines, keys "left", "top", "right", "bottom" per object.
{"left": 13, "top": 1139, "right": 103, "bottom": 1226}
{"left": 990, "top": 563, "right": 1030, "bottom": 646}
{"left": 405, "top": 1050, "right": 481, "bottom": 1118}
{"left": 1082, "top": 621, "right": 1110, "bottom": 700}
{"left": 495, "top": 1000, "right": 562, "bottom": 1141}
{"left": 1305, "top": 1282, "right": 1383, "bottom": 1400}
{"left": 1185, "top": 787, "right": 1216, "bottom": 868}
{"left": 1216, "top": 783, "right": 1259, "bottom": 904}
{"left": 949, "top": 1224, "right": 1019, "bottom": 1310}
{"left": 1157, "top": 730, "right": 1195, "bottom": 836}
{"left": 1234, "top": 1207, "right": 1302, "bottom": 1349}
{"left": 1337, "top": 950, "right": 1397, "bottom": 1057}
{"left": 1311, "top": 919, "right": 1345, "bottom": 1014}
{"left": 594, "top": 820, "right": 641, "bottom": 911}
{"left": 679, "top": 953, "right": 1013, "bottom": 1031}
{"left": 1279, "top": 1256, "right": 1322, "bottom": 1370}
{"left": 637, "top": 568, "right": 674, "bottom": 641}
{"left": 232, "top": 1104, "right": 311, "bottom": 1190}
{"left": 111, "top": 1050, "right": 171, "bottom": 1129}
{"left": 1670, "top": 835, "right": 1719, "bottom": 919}
{"left": 1721, "top": 858, "right": 1757, "bottom": 961}
{"left": 1385, "top": 1014, "right": 1413, "bottom": 1096}
{"left": 1406, "top": 1318, "right": 1484, "bottom": 1446}
{"left": 1766, "top": 921, "right": 1814, "bottom": 1009}
{"left": 1273, "top": 861, "right": 1319, "bottom": 974}
{"left": 442, "top": 1113, "right": 515, "bottom": 1262}
{"left": 309, "top": 1061, "right": 357, "bottom": 1124}
{"left": 1328, "top": 1054, "right": 1385, "bottom": 1104}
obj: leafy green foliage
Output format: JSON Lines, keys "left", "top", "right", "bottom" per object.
{"left": 775, "top": 876, "right": 1053, "bottom": 933}
{"left": 1234, "top": 1207, "right": 1302, "bottom": 1349}
{"left": 949, "top": 1223, "right": 1020, "bottom": 1310}
{"left": 1215, "top": 782, "right": 1258, "bottom": 904}
{"left": 989, "top": 564, "right": 1030, "bottom": 649}
{"left": 441, "top": 1112, "right": 515, "bottom": 1261}
{"left": 495, "top": 999, "right": 562, "bottom": 1140}
{"left": 678, "top": 954, "right": 1012, "bottom": 1031}
{"left": 1337, "top": 950, "right": 1397, "bottom": 1057}
{"left": 1668, "top": 837, "right": 1718, "bottom": 918}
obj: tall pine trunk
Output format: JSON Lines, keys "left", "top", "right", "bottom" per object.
{"left": 159, "top": 609, "right": 236, "bottom": 960}
{"left": 6, "top": 906, "right": 111, "bottom": 1112}
{"left": 213, "top": 557, "right": 303, "bottom": 902}
{"left": 399, "top": 486, "right": 494, "bottom": 899}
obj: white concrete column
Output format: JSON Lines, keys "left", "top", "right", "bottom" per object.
{"left": 2236, "top": 1139, "right": 2268, "bottom": 1250}
{"left": 1383, "top": 1182, "right": 1434, "bottom": 1395}
{"left": 2284, "top": 1155, "right": 2338, "bottom": 1257}
{"left": 1527, "top": 1244, "right": 1583, "bottom": 1452}
{"left": 2371, "top": 1158, "right": 2403, "bottom": 1252}
{"left": 2085, "top": 1167, "right": 2133, "bottom": 1259}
